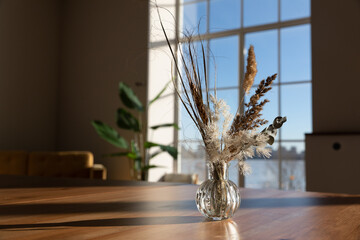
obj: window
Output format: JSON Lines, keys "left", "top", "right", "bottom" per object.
{"left": 149, "top": 0, "right": 311, "bottom": 190}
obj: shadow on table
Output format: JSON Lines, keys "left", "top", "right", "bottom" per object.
{"left": 0, "top": 216, "right": 204, "bottom": 230}
{"left": 0, "top": 175, "right": 185, "bottom": 188}
{"left": 241, "top": 196, "right": 360, "bottom": 208}
{"left": 1, "top": 195, "right": 359, "bottom": 217}
{"left": 0, "top": 200, "right": 197, "bottom": 216}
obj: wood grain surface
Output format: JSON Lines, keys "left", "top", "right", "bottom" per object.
{"left": 0, "top": 176, "right": 359, "bottom": 240}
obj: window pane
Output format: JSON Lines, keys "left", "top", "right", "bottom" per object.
{"left": 209, "top": 36, "right": 239, "bottom": 88}
{"left": 181, "top": 2, "right": 207, "bottom": 35}
{"left": 280, "top": 142, "right": 306, "bottom": 190}
{"left": 181, "top": 142, "right": 240, "bottom": 184}
{"left": 215, "top": 89, "right": 239, "bottom": 116}
{"left": 281, "top": 0, "right": 310, "bottom": 21}
{"left": 244, "top": 0, "right": 278, "bottom": 27}
{"left": 180, "top": 141, "right": 207, "bottom": 182}
{"left": 181, "top": 0, "right": 202, "bottom": 3}
{"left": 179, "top": 103, "right": 202, "bottom": 141}
{"left": 281, "top": 24, "right": 311, "bottom": 82}
{"left": 245, "top": 29, "right": 278, "bottom": 86}
{"left": 229, "top": 159, "right": 239, "bottom": 186}
{"left": 210, "top": 0, "right": 240, "bottom": 33}
{"left": 245, "top": 143, "right": 279, "bottom": 189}
{"left": 281, "top": 83, "right": 312, "bottom": 140}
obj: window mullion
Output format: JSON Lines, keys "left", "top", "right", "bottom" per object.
{"left": 277, "top": 0, "right": 283, "bottom": 190}
{"left": 174, "top": 0, "right": 181, "bottom": 174}
{"left": 239, "top": 30, "right": 245, "bottom": 188}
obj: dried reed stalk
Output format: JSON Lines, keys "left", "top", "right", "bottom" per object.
{"left": 157, "top": 11, "right": 211, "bottom": 142}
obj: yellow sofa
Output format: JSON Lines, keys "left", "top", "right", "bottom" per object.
{"left": 0, "top": 151, "right": 106, "bottom": 180}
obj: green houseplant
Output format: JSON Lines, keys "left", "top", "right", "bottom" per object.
{"left": 92, "top": 82, "right": 178, "bottom": 181}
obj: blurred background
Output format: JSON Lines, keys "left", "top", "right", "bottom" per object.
{"left": 0, "top": 0, "right": 359, "bottom": 193}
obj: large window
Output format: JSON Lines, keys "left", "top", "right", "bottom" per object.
{"left": 149, "top": 0, "right": 311, "bottom": 190}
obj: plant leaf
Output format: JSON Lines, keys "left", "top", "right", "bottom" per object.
{"left": 141, "top": 165, "right": 163, "bottom": 171}
{"left": 91, "top": 121, "right": 128, "bottom": 149}
{"left": 116, "top": 108, "right": 140, "bottom": 132}
{"left": 102, "top": 151, "right": 138, "bottom": 160}
{"left": 148, "top": 81, "right": 170, "bottom": 106}
{"left": 131, "top": 140, "right": 142, "bottom": 160}
{"left": 150, "top": 123, "right": 180, "bottom": 130}
{"left": 119, "top": 82, "right": 143, "bottom": 111}
{"left": 144, "top": 141, "right": 158, "bottom": 148}
{"left": 103, "top": 152, "right": 129, "bottom": 158}
{"left": 129, "top": 152, "right": 138, "bottom": 159}
{"left": 129, "top": 141, "right": 142, "bottom": 171}
{"left": 159, "top": 145, "right": 178, "bottom": 159}
{"left": 144, "top": 141, "right": 178, "bottom": 159}
{"left": 149, "top": 150, "right": 163, "bottom": 159}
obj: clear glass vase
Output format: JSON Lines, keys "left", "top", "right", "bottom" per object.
{"left": 195, "top": 161, "right": 241, "bottom": 220}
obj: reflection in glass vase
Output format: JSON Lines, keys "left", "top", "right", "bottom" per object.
{"left": 196, "top": 161, "right": 241, "bottom": 220}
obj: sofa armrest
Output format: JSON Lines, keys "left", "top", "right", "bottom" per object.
{"left": 90, "top": 164, "right": 107, "bottom": 180}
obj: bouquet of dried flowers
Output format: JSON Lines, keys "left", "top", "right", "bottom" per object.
{"left": 158, "top": 10, "right": 286, "bottom": 175}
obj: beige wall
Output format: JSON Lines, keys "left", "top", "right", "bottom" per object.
{"left": 312, "top": 0, "right": 360, "bottom": 133}
{"left": 57, "top": 0, "right": 149, "bottom": 180}
{"left": 0, "top": 0, "right": 149, "bottom": 180}
{"left": 0, "top": 0, "right": 60, "bottom": 151}
{"left": 306, "top": 0, "right": 360, "bottom": 193}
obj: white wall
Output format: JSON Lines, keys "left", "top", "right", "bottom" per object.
{"left": 147, "top": 46, "right": 176, "bottom": 181}
{"left": 147, "top": 2, "right": 177, "bottom": 181}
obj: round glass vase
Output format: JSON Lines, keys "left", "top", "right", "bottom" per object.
{"left": 195, "top": 161, "right": 241, "bottom": 221}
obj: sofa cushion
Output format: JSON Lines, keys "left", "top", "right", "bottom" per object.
{"left": 0, "top": 151, "right": 28, "bottom": 175}
{"left": 162, "top": 173, "right": 198, "bottom": 184}
{"left": 28, "top": 151, "right": 94, "bottom": 178}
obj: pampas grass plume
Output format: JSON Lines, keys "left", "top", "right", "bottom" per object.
{"left": 243, "top": 45, "right": 257, "bottom": 95}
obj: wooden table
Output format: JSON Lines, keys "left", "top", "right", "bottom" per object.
{"left": 0, "top": 175, "right": 359, "bottom": 240}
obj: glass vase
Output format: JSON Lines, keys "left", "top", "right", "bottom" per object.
{"left": 195, "top": 161, "right": 241, "bottom": 221}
